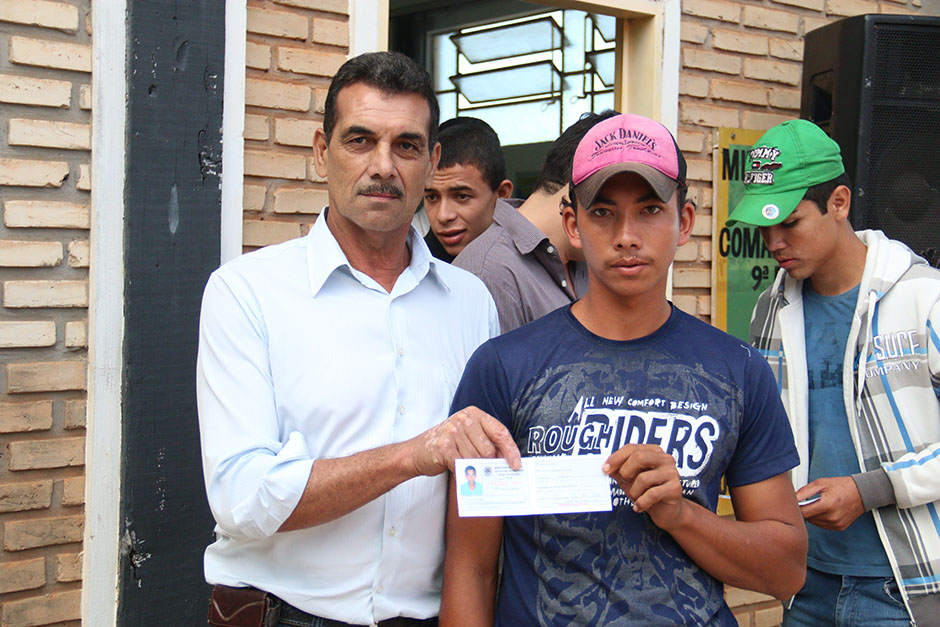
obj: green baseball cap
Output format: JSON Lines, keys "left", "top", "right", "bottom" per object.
{"left": 726, "top": 119, "right": 845, "bottom": 227}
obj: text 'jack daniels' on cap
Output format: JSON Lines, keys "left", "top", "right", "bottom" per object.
{"left": 571, "top": 113, "right": 687, "bottom": 209}
{"left": 726, "top": 119, "right": 845, "bottom": 227}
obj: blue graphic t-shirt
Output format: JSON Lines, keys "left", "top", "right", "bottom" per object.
{"left": 451, "top": 305, "right": 799, "bottom": 626}
{"left": 803, "top": 282, "right": 891, "bottom": 576}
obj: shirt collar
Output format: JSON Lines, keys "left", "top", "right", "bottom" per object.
{"left": 492, "top": 198, "right": 550, "bottom": 255}
{"left": 306, "top": 208, "right": 452, "bottom": 297}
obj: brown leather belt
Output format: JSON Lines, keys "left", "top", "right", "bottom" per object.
{"left": 209, "top": 584, "right": 438, "bottom": 627}
{"left": 279, "top": 602, "right": 438, "bottom": 627}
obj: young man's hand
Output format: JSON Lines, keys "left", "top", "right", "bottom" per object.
{"left": 604, "top": 444, "right": 687, "bottom": 530}
{"left": 408, "top": 406, "right": 521, "bottom": 477}
{"left": 796, "top": 476, "right": 864, "bottom": 531}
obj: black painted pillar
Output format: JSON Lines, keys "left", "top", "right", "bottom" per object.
{"left": 120, "top": 1, "right": 224, "bottom": 623}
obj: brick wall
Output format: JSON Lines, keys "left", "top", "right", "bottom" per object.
{"left": 0, "top": 0, "right": 89, "bottom": 624}
{"left": 672, "top": 0, "right": 929, "bottom": 324}
{"left": 243, "top": 0, "right": 349, "bottom": 251}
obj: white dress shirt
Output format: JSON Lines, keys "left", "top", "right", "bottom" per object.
{"left": 197, "top": 212, "right": 498, "bottom": 623}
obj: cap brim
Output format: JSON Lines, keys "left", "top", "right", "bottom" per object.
{"left": 726, "top": 186, "right": 807, "bottom": 227}
{"left": 574, "top": 163, "right": 679, "bottom": 209}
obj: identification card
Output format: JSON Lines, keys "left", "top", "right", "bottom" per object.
{"left": 454, "top": 455, "right": 613, "bottom": 517}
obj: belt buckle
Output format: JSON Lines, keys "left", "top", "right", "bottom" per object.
{"left": 264, "top": 595, "right": 281, "bottom": 627}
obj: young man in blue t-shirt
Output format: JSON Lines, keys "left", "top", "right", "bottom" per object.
{"left": 440, "top": 113, "right": 807, "bottom": 626}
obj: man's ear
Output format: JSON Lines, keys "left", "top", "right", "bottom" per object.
{"left": 313, "top": 126, "right": 329, "bottom": 179}
{"left": 425, "top": 141, "right": 442, "bottom": 187}
{"left": 677, "top": 200, "right": 695, "bottom": 247}
{"left": 828, "top": 184, "right": 852, "bottom": 222}
{"left": 496, "top": 179, "right": 513, "bottom": 199}
{"left": 562, "top": 205, "right": 582, "bottom": 251}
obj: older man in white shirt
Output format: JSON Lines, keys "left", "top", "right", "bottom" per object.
{"left": 197, "top": 51, "right": 519, "bottom": 627}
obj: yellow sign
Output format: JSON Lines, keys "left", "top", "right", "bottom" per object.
{"left": 711, "top": 127, "right": 777, "bottom": 342}
{"left": 712, "top": 128, "right": 774, "bottom": 517}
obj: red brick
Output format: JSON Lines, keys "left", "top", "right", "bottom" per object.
{"left": 3, "top": 515, "right": 83, "bottom": 551}
{"left": 711, "top": 79, "right": 768, "bottom": 105}
{"left": 680, "top": 102, "right": 741, "bottom": 128}
{"left": 246, "top": 77, "right": 311, "bottom": 112}
{"left": 6, "top": 361, "right": 86, "bottom": 393}
{"left": 0, "top": 321, "right": 56, "bottom": 348}
{"left": 743, "top": 6, "right": 800, "bottom": 33}
{"left": 0, "top": 158, "right": 69, "bottom": 188}
{"left": 0, "top": 558, "right": 45, "bottom": 595}
{"left": 1, "top": 589, "right": 81, "bottom": 625}
{"left": 3, "top": 280, "right": 88, "bottom": 308}
{"left": 9, "top": 35, "right": 91, "bottom": 72}
{"left": 312, "top": 17, "right": 349, "bottom": 47}
{"left": 275, "top": 0, "right": 348, "bottom": 12}
{"left": 277, "top": 47, "right": 346, "bottom": 77}
{"left": 9, "top": 437, "right": 85, "bottom": 470}
{"left": 275, "top": 118, "right": 319, "bottom": 147}
{"left": 712, "top": 29, "right": 769, "bottom": 56}
{"left": 274, "top": 0, "right": 349, "bottom": 13}
{"left": 0, "top": 480, "right": 53, "bottom": 513}
{"left": 0, "top": 401, "right": 53, "bottom": 433}
{"left": 55, "top": 552, "right": 82, "bottom": 582}
{"left": 246, "top": 41, "right": 271, "bottom": 71}
{"left": 0, "top": 1, "right": 80, "bottom": 31}
{"left": 683, "top": 49, "right": 742, "bottom": 75}
{"left": 826, "top": 0, "right": 878, "bottom": 16}
{"left": 247, "top": 6, "right": 308, "bottom": 40}
{"left": 64, "top": 399, "right": 85, "bottom": 430}
{"left": 3, "top": 200, "right": 89, "bottom": 228}
{"left": 61, "top": 476, "right": 84, "bottom": 506}
{"left": 273, "top": 187, "right": 328, "bottom": 214}
{"left": 680, "top": 75, "right": 709, "bottom": 98}
{"left": 244, "top": 150, "right": 306, "bottom": 180}
{"left": 744, "top": 58, "right": 802, "bottom": 86}
{"left": 0, "top": 73, "right": 71, "bottom": 107}
{"left": 8, "top": 118, "right": 91, "bottom": 150}
{"left": 683, "top": 0, "right": 742, "bottom": 23}
{"left": 243, "top": 219, "right": 304, "bottom": 248}
{"left": 244, "top": 184, "right": 267, "bottom": 212}
{"left": 772, "top": 0, "right": 824, "bottom": 9}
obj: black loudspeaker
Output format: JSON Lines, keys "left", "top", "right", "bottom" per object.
{"left": 801, "top": 14, "right": 940, "bottom": 267}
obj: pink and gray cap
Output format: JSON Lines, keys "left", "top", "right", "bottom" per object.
{"left": 571, "top": 113, "right": 687, "bottom": 208}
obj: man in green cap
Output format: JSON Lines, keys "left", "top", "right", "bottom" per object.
{"left": 727, "top": 118, "right": 940, "bottom": 625}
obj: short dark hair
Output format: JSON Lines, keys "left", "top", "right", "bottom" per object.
{"left": 801, "top": 171, "right": 852, "bottom": 215}
{"left": 322, "top": 51, "right": 440, "bottom": 151}
{"left": 437, "top": 117, "right": 506, "bottom": 191}
{"left": 465, "top": 465, "right": 476, "bottom": 475}
{"left": 534, "top": 109, "right": 620, "bottom": 195}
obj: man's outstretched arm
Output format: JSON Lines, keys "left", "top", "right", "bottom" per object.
{"left": 280, "top": 407, "right": 521, "bottom": 531}
{"left": 605, "top": 444, "right": 807, "bottom": 599}
{"left": 440, "top": 478, "right": 503, "bottom": 627}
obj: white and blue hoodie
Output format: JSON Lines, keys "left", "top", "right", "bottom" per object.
{"left": 750, "top": 229, "right": 940, "bottom": 625}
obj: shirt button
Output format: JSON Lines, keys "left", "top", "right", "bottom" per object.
{"left": 389, "top": 526, "right": 397, "bottom": 536}
{"left": 376, "top": 585, "right": 384, "bottom": 594}
{"left": 398, "top": 405, "right": 405, "bottom": 415}
{"left": 561, "top": 280, "right": 568, "bottom": 287}
{"left": 546, "top": 245, "right": 555, "bottom": 254}
{"left": 398, "top": 347, "right": 404, "bottom": 357}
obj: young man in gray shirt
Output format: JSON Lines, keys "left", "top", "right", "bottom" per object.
{"left": 454, "top": 111, "right": 616, "bottom": 333}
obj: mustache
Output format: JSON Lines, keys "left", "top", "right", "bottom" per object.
{"left": 356, "top": 183, "right": 403, "bottom": 199}
{"left": 612, "top": 256, "right": 650, "bottom": 265}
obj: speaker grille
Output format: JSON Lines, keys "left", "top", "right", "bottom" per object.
{"left": 858, "top": 23, "right": 940, "bottom": 267}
